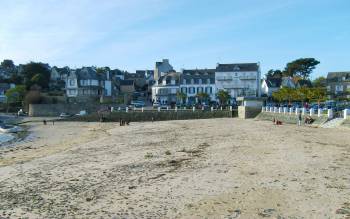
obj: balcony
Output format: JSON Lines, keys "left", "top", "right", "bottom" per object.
{"left": 216, "top": 76, "right": 232, "bottom": 81}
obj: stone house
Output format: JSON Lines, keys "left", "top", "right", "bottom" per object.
{"left": 326, "top": 71, "right": 350, "bottom": 99}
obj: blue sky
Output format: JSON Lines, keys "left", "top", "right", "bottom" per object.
{"left": 0, "top": 0, "right": 349, "bottom": 78}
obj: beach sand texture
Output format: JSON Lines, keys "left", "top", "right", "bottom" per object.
{"left": 0, "top": 118, "right": 349, "bottom": 218}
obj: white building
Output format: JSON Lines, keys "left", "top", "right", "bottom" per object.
{"left": 261, "top": 77, "right": 296, "bottom": 97}
{"left": 215, "top": 63, "right": 261, "bottom": 101}
{"left": 152, "top": 72, "right": 179, "bottom": 105}
{"left": 179, "top": 69, "right": 216, "bottom": 104}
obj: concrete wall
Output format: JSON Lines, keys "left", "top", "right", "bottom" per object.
{"left": 29, "top": 104, "right": 238, "bottom": 119}
{"left": 67, "top": 110, "right": 236, "bottom": 122}
{"left": 29, "top": 103, "right": 111, "bottom": 117}
{"left": 238, "top": 106, "right": 261, "bottom": 119}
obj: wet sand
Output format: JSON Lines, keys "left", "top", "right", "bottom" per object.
{"left": 0, "top": 118, "right": 349, "bottom": 218}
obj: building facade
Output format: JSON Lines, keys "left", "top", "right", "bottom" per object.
{"left": 179, "top": 69, "right": 216, "bottom": 104}
{"left": 154, "top": 59, "right": 173, "bottom": 81}
{"left": 151, "top": 72, "right": 180, "bottom": 105}
{"left": 215, "top": 63, "right": 261, "bottom": 101}
{"left": 261, "top": 76, "right": 295, "bottom": 97}
{"left": 326, "top": 72, "right": 350, "bottom": 99}
{"left": 65, "top": 67, "right": 113, "bottom": 102}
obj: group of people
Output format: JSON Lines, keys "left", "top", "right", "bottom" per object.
{"left": 272, "top": 117, "right": 283, "bottom": 125}
{"left": 273, "top": 112, "right": 315, "bottom": 127}
{"left": 119, "top": 119, "right": 130, "bottom": 126}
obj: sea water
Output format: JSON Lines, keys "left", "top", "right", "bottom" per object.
{"left": 0, "top": 133, "right": 15, "bottom": 145}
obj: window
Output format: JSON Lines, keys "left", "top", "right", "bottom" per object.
{"left": 191, "top": 79, "right": 194, "bottom": 84}
{"left": 189, "top": 87, "right": 195, "bottom": 94}
{"left": 198, "top": 79, "right": 202, "bottom": 84}
{"left": 207, "top": 79, "right": 210, "bottom": 84}
{"left": 206, "top": 87, "right": 212, "bottom": 94}
{"left": 181, "top": 87, "right": 187, "bottom": 93}
{"left": 183, "top": 79, "right": 186, "bottom": 85}
{"left": 197, "top": 87, "right": 203, "bottom": 93}
{"left": 69, "top": 80, "right": 75, "bottom": 86}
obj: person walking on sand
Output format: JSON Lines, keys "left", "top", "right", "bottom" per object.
{"left": 298, "top": 110, "right": 302, "bottom": 126}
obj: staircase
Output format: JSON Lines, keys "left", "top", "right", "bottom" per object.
{"left": 321, "top": 118, "right": 345, "bottom": 128}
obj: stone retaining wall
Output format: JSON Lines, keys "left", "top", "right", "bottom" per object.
{"left": 29, "top": 103, "right": 115, "bottom": 117}
{"left": 66, "top": 110, "right": 236, "bottom": 122}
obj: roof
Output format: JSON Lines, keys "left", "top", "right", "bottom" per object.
{"left": 216, "top": 63, "right": 259, "bottom": 72}
{"left": 120, "top": 80, "right": 134, "bottom": 86}
{"left": 296, "top": 79, "right": 312, "bottom": 87}
{"left": 75, "top": 67, "right": 99, "bottom": 80}
{"left": 158, "top": 72, "right": 180, "bottom": 84}
{"left": 181, "top": 69, "right": 215, "bottom": 80}
{"left": 125, "top": 72, "right": 145, "bottom": 79}
{"left": 327, "top": 72, "right": 350, "bottom": 80}
{"left": 52, "top": 66, "right": 70, "bottom": 75}
{"left": 264, "top": 78, "right": 282, "bottom": 88}
{"left": 0, "top": 83, "right": 12, "bottom": 90}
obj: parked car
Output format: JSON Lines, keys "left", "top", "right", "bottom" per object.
{"left": 76, "top": 110, "right": 87, "bottom": 116}
{"left": 59, "top": 113, "right": 72, "bottom": 118}
{"left": 131, "top": 100, "right": 145, "bottom": 108}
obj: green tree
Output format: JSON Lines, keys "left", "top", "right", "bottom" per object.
{"left": 96, "top": 67, "right": 110, "bottom": 74}
{"left": 176, "top": 92, "right": 187, "bottom": 104}
{"left": 196, "top": 92, "right": 210, "bottom": 104}
{"left": 279, "top": 87, "right": 298, "bottom": 105}
{"left": 265, "top": 69, "right": 283, "bottom": 79}
{"left": 22, "top": 62, "right": 51, "bottom": 89}
{"left": 295, "top": 87, "right": 312, "bottom": 104}
{"left": 272, "top": 90, "right": 284, "bottom": 103}
{"left": 284, "top": 58, "right": 320, "bottom": 79}
{"left": 312, "top": 76, "right": 327, "bottom": 88}
{"left": 310, "top": 87, "right": 327, "bottom": 106}
{"left": 216, "top": 90, "right": 230, "bottom": 105}
{"left": 1, "top": 59, "right": 15, "bottom": 69}
{"left": 5, "top": 85, "right": 26, "bottom": 104}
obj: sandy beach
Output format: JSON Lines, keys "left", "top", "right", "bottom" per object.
{"left": 0, "top": 118, "right": 349, "bottom": 218}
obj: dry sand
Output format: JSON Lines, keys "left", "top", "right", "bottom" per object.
{"left": 0, "top": 118, "right": 349, "bottom": 218}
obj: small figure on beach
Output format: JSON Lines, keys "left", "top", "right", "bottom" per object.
{"left": 52, "top": 120, "right": 55, "bottom": 125}
{"left": 120, "top": 119, "right": 126, "bottom": 126}
{"left": 151, "top": 117, "right": 154, "bottom": 123}
{"left": 43, "top": 120, "right": 47, "bottom": 125}
{"left": 304, "top": 116, "right": 314, "bottom": 124}
{"left": 273, "top": 117, "right": 282, "bottom": 125}
{"left": 298, "top": 111, "right": 302, "bottom": 126}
